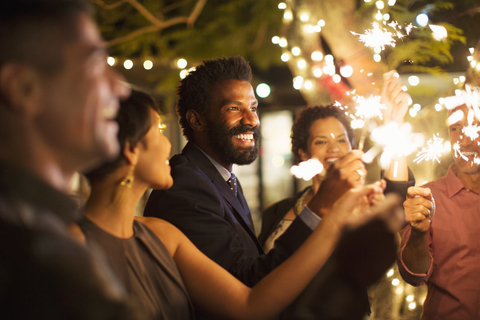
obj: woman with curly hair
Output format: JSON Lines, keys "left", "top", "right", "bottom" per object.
{"left": 258, "top": 72, "right": 414, "bottom": 319}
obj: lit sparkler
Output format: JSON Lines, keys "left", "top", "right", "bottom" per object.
{"left": 462, "top": 108, "right": 480, "bottom": 140}
{"left": 353, "top": 94, "right": 386, "bottom": 120}
{"left": 290, "top": 158, "right": 324, "bottom": 181}
{"left": 351, "top": 21, "right": 414, "bottom": 52}
{"left": 414, "top": 134, "right": 445, "bottom": 164}
{"left": 363, "top": 122, "right": 424, "bottom": 169}
{"left": 352, "top": 93, "right": 387, "bottom": 150}
{"left": 453, "top": 141, "right": 469, "bottom": 161}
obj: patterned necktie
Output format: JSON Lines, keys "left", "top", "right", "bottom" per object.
{"left": 227, "top": 173, "right": 237, "bottom": 197}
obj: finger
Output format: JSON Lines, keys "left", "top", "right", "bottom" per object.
{"left": 404, "top": 196, "right": 433, "bottom": 209}
{"left": 348, "top": 193, "right": 402, "bottom": 231}
{"left": 405, "top": 206, "right": 430, "bottom": 221}
{"left": 406, "top": 186, "right": 432, "bottom": 199}
{"left": 339, "top": 160, "right": 366, "bottom": 181}
{"left": 334, "top": 150, "right": 364, "bottom": 168}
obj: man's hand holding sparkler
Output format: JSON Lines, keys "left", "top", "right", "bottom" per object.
{"left": 404, "top": 187, "right": 435, "bottom": 234}
{"left": 401, "top": 186, "right": 435, "bottom": 273}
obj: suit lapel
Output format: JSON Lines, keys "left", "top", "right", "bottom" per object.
{"left": 182, "top": 142, "right": 261, "bottom": 247}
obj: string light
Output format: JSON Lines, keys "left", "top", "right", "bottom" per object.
{"left": 177, "top": 58, "right": 187, "bottom": 69}
{"left": 300, "top": 13, "right": 309, "bottom": 21}
{"left": 311, "top": 51, "right": 323, "bottom": 61}
{"left": 376, "top": 1, "right": 385, "bottom": 9}
{"left": 123, "top": 59, "right": 133, "bottom": 69}
{"left": 292, "top": 47, "right": 301, "bottom": 56}
{"left": 284, "top": 10, "right": 293, "bottom": 20}
{"left": 430, "top": 24, "right": 447, "bottom": 41}
{"left": 179, "top": 69, "right": 188, "bottom": 79}
{"left": 278, "top": 2, "right": 287, "bottom": 9}
{"left": 107, "top": 56, "right": 116, "bottom": 66}
{"left": 281, "top": 53, "right": 290, "bottom": 62}
{"left": 272, "top": 36, "right": 280, "bottom": 44}
{"left": 297, "top": 59, "right": 307, "bottom": 68}
{"left": 340, "top": 65, "right": 353, "bottom": 77}
{"left": 408, "top": 75, "right": 420, "bottom": 86}
{"left": 143, "top": 60, "right": 153, "bottom": 70}
{"left": 313, "top": 68, "right": 323, "bottom": 77}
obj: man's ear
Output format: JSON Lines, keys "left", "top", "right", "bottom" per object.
{"left": 299, "top": 148, "right": 309, "bottom": 162}
{"left": 186, "top": 109, "right": 206, "bottom": 132}
{"left": 123, "top": 141, "right": 139, "bottom": 166}
{"left": 0, "top": 63, "right": 41, "bottom": 117}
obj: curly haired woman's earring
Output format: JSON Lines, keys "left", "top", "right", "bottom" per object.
{"left": 120, "top": 165, "right": 135, "bottom": 188}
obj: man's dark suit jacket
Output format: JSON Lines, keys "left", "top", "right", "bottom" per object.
{"left": 144, "top": 141, "right": 312, "bottom": 287}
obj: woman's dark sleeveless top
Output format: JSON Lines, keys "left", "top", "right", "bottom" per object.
{"left": 78, "top": 217, "right": 194, "bottom": 320}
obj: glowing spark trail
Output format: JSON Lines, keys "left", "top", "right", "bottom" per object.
{"left": 414, "top": 134, "right": 445, "bottom": 164}
{"left": 353, "top": 94, "right": 386, "bottom": 120}
{"left": 453, "top": 142, "right": 469, "bottom": 161}
{"left": 291, "top": 158, "right": 324, "bottom": 181}
{"left": 352, "top": 22, "right": 395, "bottom": 52}
{"left": 462, "top": 109, "right": 480, "bottom": 140}
{"left": 364, "top": 122, "right": 424, "bottom": 169}
{"left": 351, "top": 21, "right": 415, "bottom": 52}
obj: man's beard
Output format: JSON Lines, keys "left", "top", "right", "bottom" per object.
{"left": 206, "top": 119, "right": 260, "bottom": 165}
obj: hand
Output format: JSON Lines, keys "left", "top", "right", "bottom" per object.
{"left": 403, "top": 186, "right": 435, "bottom": 233}
{"left": 325, "top": 183, "right": 401, "bottom": 233}
{"left": 367, "top": 179, "right": 386, "bottom": 207}
{"left": 381, "top": 70, "right": 410, "bottom": 125}
{"left": 309, "top": 150, "right": 366, "bottom": 216}
{"left": 325, "top": 149, "right": 367, "bottom": 188}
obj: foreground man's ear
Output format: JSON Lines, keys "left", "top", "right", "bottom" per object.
{"left": 0, "top": 63, "right": 41, "bottom": 117}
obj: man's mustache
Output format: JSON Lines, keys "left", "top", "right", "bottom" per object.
{"left": 229, "top": 125, "right": 260, "bottom": 139}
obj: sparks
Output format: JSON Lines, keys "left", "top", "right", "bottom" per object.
{"left": 414, "top": 134, "right": 445, "bottom": 164}
{"left": 353, "top": 94, "right": 386, "bottom": 120}
{"left": 462, "top": 109, "right": 480, "bottom": 140}
{"left": 444, "top": 85, "right": 480, "bottom": 112}
{"left": 352, "top": 22, "right": 395, "bottom": 52}
{"left": 366, "top": 122, "right": 424, "bottom": 169}
{"left": 351, "top": 21, "right": 415, "bottom": 52}
{"left": 290, "top": 158, "right": 324, "bottom": 181}
{"left": 453, "top": 141, "right": 469, "bottom": 161}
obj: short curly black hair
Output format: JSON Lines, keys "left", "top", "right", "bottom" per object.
{"left": 291, "top": 105, "right": 354, "bottom": 164}
{"left": 176, "top": 56, "right": 253, "bottom": 141}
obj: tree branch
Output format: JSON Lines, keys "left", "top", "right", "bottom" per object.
{"left": 163, "top": 0, "right": 190, "bottom": 14}
{"left": 187, "top": 0, "right": 207, "bottom": 27}
{"left": 92, "top": 0, "right": 126, "bottom": 10}
{"left": 105, "top": 0, "right": 207, "bottom": 47}
{"left": 106, "top": 25, "right": 160, "bottom": 47}
{"left": 125, "top": 0, "right": 163, "bottom": 27}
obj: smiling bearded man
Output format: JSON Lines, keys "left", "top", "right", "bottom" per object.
{"left": 205, "top": 120, "right": 260, "bottom": 165}
{"left": 144, "top": 56, "right": 329, "bottom": 320}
